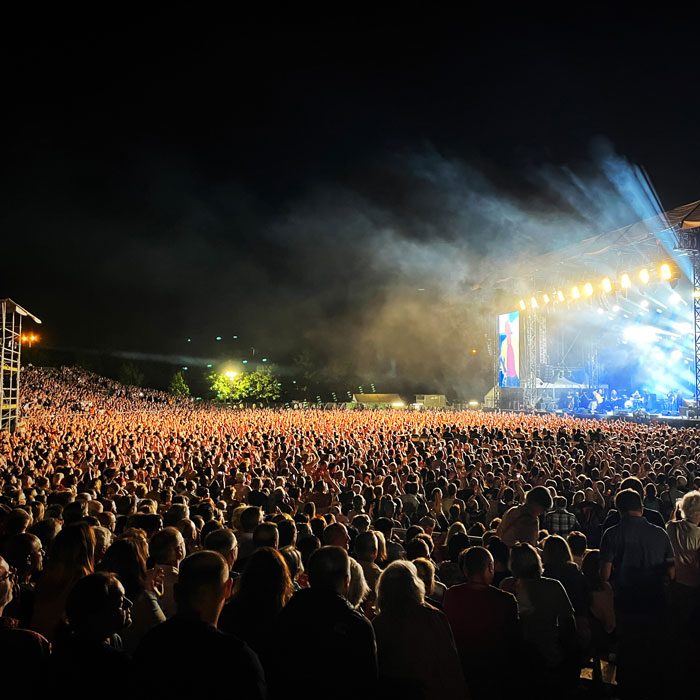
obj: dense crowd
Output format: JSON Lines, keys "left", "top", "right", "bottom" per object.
{"left": 1, "top": 367, "right": 699, "bottom": 699}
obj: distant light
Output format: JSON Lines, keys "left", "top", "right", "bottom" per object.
{"left": 660, "top": 263, "right": 672, "bottom": 281}
{"left": 206, "top": 363, "right": 213, "bottom": 368}
{"left": 640, "top": 300, "right": 649, "bottom": 309}
{"left": 602, "top": 278, "right": 613, "bottom": 293}
{"left": 468, "top": 400, "right": 479, "bottom": 406}
{"left": 597, "top": 308, "right": 604, "bottom": 315}
{"left": 639, "top": 268, "right": 650, "bottom": 284}
{"left": 694, "top": 290, "right": 700, "bottom": 299}
{"left": 669, "top": 293, "right": 682, "bottom": 306}
{"left": 583, "top": 283, "right": 593, "bottom": 297}
{"left": 612, "top": 305, "right": 620, "bottom": 312}
{"left": 621, "top": 274, "right": 631, "bottom": 289}
{"left": 530, "top": 296, "right": 539, "bottom": 309}
{"left": 262, "top": 358, "right": 268, "bottom": 362}
{"left": 671, "top": 349, "right": 683, "bottom": 360}
{"left": 519, "top": 299, "right": 526, "bottom": 310}
{"left": 391, "top": 401, "right": 405, "bottom": 408}
{"left": 182, "top": 366, "right": 188, "bottom": 371}
{"left": 471, "top": 349, "right": 477, "bottom": 355}
{"left": 556, "top": 290, "right": 565, "bottom": 302}
{"left": 543, "top": 294, "right": 550, "bottom": 304}
{"left": 186, "top": 338, "right": 192, "bottom": 342}
{"left": 242, "top": 360, "right": 248, "bottom": 364}
{"left": 215, "top": 336, "right": 222, "bottom": 341}
{"left": 225, "top": 371, "right": 237, "bottom": 379}
{"left": 417, "top": 288, "right": 425, "bottom": 291}
{"left": 233, "top": 335, "right": 238, "bottom": 339}
{"left": 656, "top": 308, "right": 663, "bottom": 314}
{"left": 572, "top": 286, "right": 581, "bottom": 299}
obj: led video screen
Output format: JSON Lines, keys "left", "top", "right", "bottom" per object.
{"left": 498, "top": 311, "right": 520, "bottom": 387}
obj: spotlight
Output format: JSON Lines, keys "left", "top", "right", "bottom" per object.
{"left": 602, "top": 277, "right": 612, "bottom": 293}
{"left": 640, "top": 300, "right": 649, "bottom": 309}
{"left": 519, "top": 299, "right": 526, "bottom": 310}
{"left": 639, "top": 268, "right": 650, "bottom": 284}
{"left": 584, "top": 283, "right": 593, "bottom": 297}
{"left": 597, "top": 308, "right": 604, "bottom": 315}
{"left": 572, "top": 286, "right": 581, "bottom": 299}
{"left": 660, "top": 263, "right": 672, "bottom": 281}
{"left": 556, "top": 290, "right": 565, "bottom": 302}
{"left": 530, "top": 296, "right": 539, "bottom": 309}
{"left": 612, "top": 305, "right": 620, "bottom": 312}
{"left": 671, "top": 349, "right": 682, "bottom": 360}
{"left": 621, "top": 273, "right": 631, "bottom": 289}
{"left": 543, "top": 293, "right": 550, "bottom": 304}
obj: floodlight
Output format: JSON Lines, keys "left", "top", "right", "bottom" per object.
{"left": 660, "top": 263, "right": 672, "bottom": 281}
{"left": 639, "top": 269, "right": 650, "bottom": 284}
{"left": 621, "top": 274, "right": 631, "bottom": 289}
{"left": 571, "top": 286, "right": 581, "bottom": 299}
{"left": 602, "top": 278, "right": 612, "bottom": 293}
{"left": 583, "top": 283, "right": 593, "bottom": 297}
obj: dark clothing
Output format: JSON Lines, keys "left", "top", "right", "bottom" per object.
{"left": 0, "top": 617, "right": 50, "bottom": 697}
{"left": 134, "top": 614, "right": 266, "bottom": 700}
{"left": 600, "top": 515, "right": 674, "bottom": 613}
{"left": 48, "top": 635, "right": 132, "bottom": 700}
{"left": 272, "top": 588, "right": 377, "bottom": 700}
{"left": 218, "top": 594, "right": 278, "bottom": 669}
{"left": 373, "top": 603, "right": 468, "bottom": 700}
{"left": 601, "top": 506, "right": 665, "bottom": 533}
{"left": 443, "top": 583, "right": 518, "bottom": 699}
{"left": 543, "top": 562, "right": 588, "bottom": 614}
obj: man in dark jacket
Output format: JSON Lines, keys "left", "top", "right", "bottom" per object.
{"left": 134, "top": 551, "right": 266, "bottom": 699}
{"left": 271, "top": 546, "right": 377, "bottom": 699}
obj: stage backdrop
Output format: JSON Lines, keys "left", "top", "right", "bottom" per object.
{"left": 498, "top": 311, "right": 520, "bottom": 387}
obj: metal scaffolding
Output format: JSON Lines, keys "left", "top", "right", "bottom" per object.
{"left": 676, "top": 226, "right": 700, "bottom": 405}
{"left": 1, "top": 299, "right": 41, "bottom": 432}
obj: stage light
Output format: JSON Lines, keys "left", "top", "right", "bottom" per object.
{"left": 602, "top": 277, "right": 613, "bottom": 293}
{"left": 640, "top": 300, "right": 649, "bottom": 309}
{"left": 597, "top": 308, "right": 604, "bottom": 315}
{"left": 556, "top": 290, "right": 565, "bottom": 302}
{"left": 215, "top": 336, "right": 222, "bottom": 341}
{"left": 612, "top": 305, "right": 620, "bottom": 312}
{"left": 583, "top": 283, "right": 593, "bottom": 297}
{"left": 621, "top": 274, "right": 631, "bottom": 289}
{"left": 660, "top": 263, "right": 672, "bottom": 280}
{"left": 225, "top": 371, "right": 238, "bottom": 379}
{"left": 572, "top": 286, "right": 581, "bottom": 299}
{"left": 656, "top": 308, "right": 663, "bottom": 314}
{"left": 530, "top": 297, "right": 539, "bottom": 309}
{"left": 639, "top": 268, "right": 650, "bottom": 284}
{"left": 669, "top": 293, "right": 682, "bottom": 306}
{"left": 543, "top": 294, "right": 550, "bottom": 304}
{"left": 671, "top": 349, "right": 683, "bottom": 361}
{"left": 519, "top": 299, "right": 526, "bottom": 310}
{"left": 623, "top": 324, "right": 658, "bottom": 345}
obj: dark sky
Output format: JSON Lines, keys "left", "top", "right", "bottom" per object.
{"left": 3, "top": 19, "right": 699, "bottom": 391}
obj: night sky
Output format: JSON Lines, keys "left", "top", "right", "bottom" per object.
{"left": 3, "top": 20, "right": 699, "bottom": 394}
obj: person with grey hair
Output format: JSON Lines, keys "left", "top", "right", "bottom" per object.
{"left": 372, "top": 560, "right": 467, "bottom": 700}
{"left": 346, "top": 556, "right": 370, "bottom": 610}
{"left": 666, "top": 489, "right": 700, "bottom": 587}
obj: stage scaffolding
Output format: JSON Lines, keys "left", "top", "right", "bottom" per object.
{"left": 676, "top": 225, "right": 700, "bottom": 406}
{"left": 1, "top": 299, "right": 41, "bottom": 432}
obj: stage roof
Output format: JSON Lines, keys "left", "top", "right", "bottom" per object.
{"left": 490, "top": 199, "right": 700, "bottom": 292}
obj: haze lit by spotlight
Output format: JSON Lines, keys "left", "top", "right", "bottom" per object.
{"left": 602, "top": 278, "right": 612, "bottom": 293}
{"left": 660, "top": 263, "right": 672, "bottom": 281}
{"left": 639, "top": 269, "right": 650, "bottom": 284}
{"left": 584, "top": 283, "right": 593, "bottom": 297}
{"left": 572, "top": 286, "right": 581, "bottom": 299}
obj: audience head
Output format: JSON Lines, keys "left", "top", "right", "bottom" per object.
{"left": 376, "top": 560, "right": 425, "bottom": 615}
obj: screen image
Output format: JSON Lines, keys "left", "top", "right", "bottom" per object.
{"left": 498, "top": 311, "right": 520, "bottom": 387}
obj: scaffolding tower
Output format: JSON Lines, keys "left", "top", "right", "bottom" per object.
{"left": 675, "top": 226, "right": 700, "bottom": 405}
{"left": 1, "top": 299, "right": 41, "bottom": 432}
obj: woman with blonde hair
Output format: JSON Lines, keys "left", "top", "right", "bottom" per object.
{"left": 372, "top": 560, "right": 467, "bottom": 700}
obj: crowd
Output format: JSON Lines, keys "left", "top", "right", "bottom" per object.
{"left": 1, "top": 367, "right": 700, "bottom": 699}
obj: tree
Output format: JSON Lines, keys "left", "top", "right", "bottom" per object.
{"left": 209, "top": 371, "right": 233, "bottom": 401}
{"left": 169, "top": 371, "right": 190, "bottom": 397}
{"left": 230, "top": 368, "right": 282, "bottom": 403}
{"left": 119, "top": 361, "right": 145, "bottom": 387}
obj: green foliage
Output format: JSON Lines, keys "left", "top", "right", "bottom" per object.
{"left": 169, "top": 371, "right": 190, "bottom": 397}
{"left": 208, "top": 367, "right": 281, "bottom": 403}
{"left": 119, "top": 361, "right": 145, "bottom": 387}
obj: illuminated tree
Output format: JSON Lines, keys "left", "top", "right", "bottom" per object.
{"left": 169, "top": 371, "right": 190, "bottom": 397}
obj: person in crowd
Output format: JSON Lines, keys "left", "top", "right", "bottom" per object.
{"left": 0, "top": 554, "right": 50, "bottom": 695}
{"left": 134, "top": 551, "right": 266, "bottom": 698}
{"left": 567, "top": 531, "right": 588, "bottom": 569}
{"left": 98, "top": 536, "right": 165, "bottom": 654}
{"left": 500, "top": 543, "right": 578, "bottom": 693}
{"left": 218, "top": 546, "right": 293, "bottom": 667}
{"left": 600, "top": 488, "right": 675, "bottom": 699}
{"left": 347, "top": 556, "right": 371, "bottom": 610}
{"left": 203, "top": 527, "right": 238, "bottom": 575}
{"left": 353, "top": 531, "right": 382, "bottom": 593}
{"left": 372, "top": 560, "right": 467, "bottom": 700}
{"left": 30, "top": 522, "right": 95, "bottom": 643}
{"left": 443, "top": 546, "right": 518, "bottom": 700}
{"left": 147, "top": 526, "right": 185, "bottom": 618}
{"left": 544, "top": 496, "right": 579, "bottom": 535}
{"left": 601, "top": 476, "right": 665, "bottom": 530}
{"left": 47, "top": 572, "right": 133, "bottom": 695}
{"left": 496, "top": 486, "right": 553, "bottom": 546}
{"left": 580, "top": 549, "right": 615, "bottom": 659}
{"left": 272, "top": 546, "right": 377, "bottom": 700}
{"left": 2, "top": 532, "right": 44, "bottom": 626}
{"left": 541, "top": 535, "right": 588, "bottom": 615}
